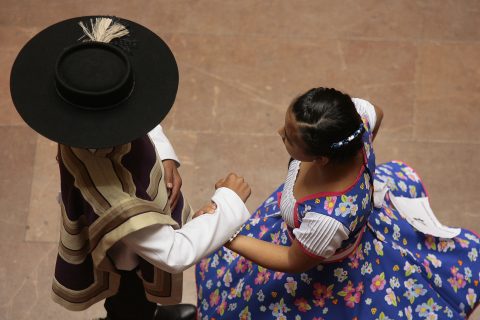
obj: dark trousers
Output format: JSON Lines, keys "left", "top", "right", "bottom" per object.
{"left": 104, "top": 270, "right": 157, "bottom": 320}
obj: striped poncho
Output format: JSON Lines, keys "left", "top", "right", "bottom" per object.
{"left": 52, "top": 135, "right": 192, "bottom": 310}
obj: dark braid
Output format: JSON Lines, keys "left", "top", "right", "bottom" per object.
{"left": 291, "top": 87, "right": 364, "bottom": 163}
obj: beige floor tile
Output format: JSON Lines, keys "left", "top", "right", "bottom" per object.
{"left": 416, "top": 42, "right": 480, "bottom": 101}
{"left": 415, "top": 97, "right": 480, "bottom": 143}
{"left": 232, "top": 0, "right": 424, "bottom": 40}
{"left": 175, "top": 131, "right": 288, "bottom": 213}
{"left": 167, "top": 34, "right": 281, "bottom": 134}
{"left": 182, "top": 267, "right": 197, "bottom": 305}
{"left": 353, "top": 83, "right": 415, "bottom": 139}
{"left": 40, "top": 0, "right": 419, "bottom": 40}
{"left": 420, "top": 0, "right": 480, "bottom": 41}
{"left": 0, "top": 127, "right": 34, "bottom": 246}
{"left": 0, "top": 50, "right": 25, "bottom": 126}
{"left": 169, "top": 34, "right": 418, "bottom": 140}
{"left": 25, "top": 135, "right": 60, "bottom": 242}
{"left": 0, "top": 26, "right": 38, "bottom": 49}
{"left": 0, "top": 242, "right": 106, "bottom": 320}
{"left": 0, "top": 127, "right": 36, "bottom": 226}
{"left": 0, "top": 242, "right": 55, "bottom": 318}
{"left": 338, "top": 40, "right": 418, "bottom": 87}
{"left": 0, "top": 0, "right": 257, "bottom": 36}
{"left": 472, "top": 308, "right": 480, "bottom": 320}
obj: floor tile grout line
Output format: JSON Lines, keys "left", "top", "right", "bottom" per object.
{"left": 23, "top": 135, "right": 40, "bottom": 243}
{"left": 0, "top": 124, "right": 29, "bottom": 128}
{"left": 159, "top": 31, "right": 480, "bottom": 45}
{"left": 181, "top": 62, "right": 283, "bottom": 110}
{"left": 1, "top": 128, "right": 478, "bottom": 144}
{"left": 412, "top": 25, "right": 422, "bottom": 141}
{"left": 165, "top": 129, "right": 480, "bottom": 145}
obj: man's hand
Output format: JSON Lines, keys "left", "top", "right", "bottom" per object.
{"left": 215, "top": 173, "right": 251, "bottom": 203}
{"left": 162, "top": 159, "right": 182, "bottom": 210}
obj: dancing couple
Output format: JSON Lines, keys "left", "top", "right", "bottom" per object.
{"left": 10, "top": 16, "right": 479, "bottom": 320}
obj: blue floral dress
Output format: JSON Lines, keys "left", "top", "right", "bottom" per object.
{"left": 195, "top": 118, "right": 480, "bottom": 320}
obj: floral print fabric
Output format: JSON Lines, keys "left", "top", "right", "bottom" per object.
{"left": 196, "top": 122, "right": 480, "bottom": 319}
{"left": 196, "top": 167, "right": 480, "bottom": 319}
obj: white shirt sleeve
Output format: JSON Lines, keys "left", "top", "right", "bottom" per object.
{"left": 352, "top": 98, "right": 377, "bottom": 130}
{"left": 119, "top": 187, "right": 250, "bottom": 274}
{"left": 148, "top": 124, "right": 180, "bottom": 165}
{"left": 292, "top": 212, "right": 350, "bottom": 258}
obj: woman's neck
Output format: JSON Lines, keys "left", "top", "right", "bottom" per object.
{"left": 294, "top": 151, "right": 364, "bottom": 198}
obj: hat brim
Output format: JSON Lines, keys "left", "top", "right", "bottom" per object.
{"left": 10, "top": 16, "right": 178, "bottom": 148}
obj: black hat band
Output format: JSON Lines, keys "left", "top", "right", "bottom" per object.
{"left": 55, "top": 41, "right": 134, "bottom": 110}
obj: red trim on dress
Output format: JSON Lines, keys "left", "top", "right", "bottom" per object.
{"left": 293, "top": 146, "right": 368, "bottom": 229}
{"left": 286, "top": 228, "right": 295, "bottom": 242}
{"left": 468, "top": 229, "right": 480, "bottom": 239}
{"left": 296, "top": 166, "right": 366, "bottom": 203}
{"left": 295, "top": 145, "right": 368, "bottom": 204}
{"left": 293, "top": 202, "right": 301, "bottom": 228}
{"left": 291, "top": 131, "right": 370, "bottom": 259}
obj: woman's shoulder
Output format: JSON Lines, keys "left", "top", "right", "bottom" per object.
{"left": 296, "top": 170, "right": 372, "bottom": 231}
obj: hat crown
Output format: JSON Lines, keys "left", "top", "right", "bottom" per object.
{"left": 10, "top": 16, "right": 179, "bottom": 148}
{"left": 55, "top": 41, "right": 134, "bottom": 110}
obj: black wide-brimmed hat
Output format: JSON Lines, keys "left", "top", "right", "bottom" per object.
{"left": 10, "top": 16, "right": 178, "bottom": 148}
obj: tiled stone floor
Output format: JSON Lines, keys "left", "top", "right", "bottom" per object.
{"left": 1, "top": 1, "right": 479, "bottom": 319}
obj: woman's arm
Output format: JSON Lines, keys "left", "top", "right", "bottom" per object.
{"left": 225, "top": 235, "right": 321, "bottom": 273}
{"left": 352, "top": 98, "right": 383, "bottom": 141}
{"left": 371, "top": 103, "right": 383, "bottom": 141}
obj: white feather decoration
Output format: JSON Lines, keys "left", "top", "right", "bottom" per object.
{"left": 78, "top": 17, "right": 129, "bottom": 43}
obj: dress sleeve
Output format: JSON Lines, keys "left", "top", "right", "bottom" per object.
{"left": 292, "top": 212, "right": 350, "bottom": 259}
{"left": 119, "top": 187, "right": 250, "bottom": 274}
{"left": 352, "top": 98, "right": 377, "bottom": 131}
{"left": 148, "top": 124, "right": 181, "bottom": 166}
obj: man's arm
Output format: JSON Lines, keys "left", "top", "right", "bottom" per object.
{"left": 149, "top": 124, "right": 182, "bottom": 209}
{"left": 149, "top": 124, "right": 180, "bottom": 165}
{"left": 122, "top": 187, "right": 250, "bottom": 274}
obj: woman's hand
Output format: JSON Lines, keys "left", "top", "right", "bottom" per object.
{"left": 162, "top": 159, "right": 182, "bottom": 210}
{"left": 193, "top": 201, "right": 217, "bottom": 219}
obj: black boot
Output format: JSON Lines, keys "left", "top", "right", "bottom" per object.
{"left": 154, "top": 304, "right": 196, "bottom": 320}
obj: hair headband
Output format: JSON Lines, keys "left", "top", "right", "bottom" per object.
{"left": 330, "top": 123, "right": 364, "bottom": 150}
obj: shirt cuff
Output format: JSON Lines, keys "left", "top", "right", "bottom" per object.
{"left": 212, "top": 187, "right": 250, "bottom": 218}
{"left": 148, "top": 125, "right": 181, "bottom": 166}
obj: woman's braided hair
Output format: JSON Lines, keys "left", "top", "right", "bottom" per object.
{"left": 291, "top": 87, "right": 364, "bottom": 163}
